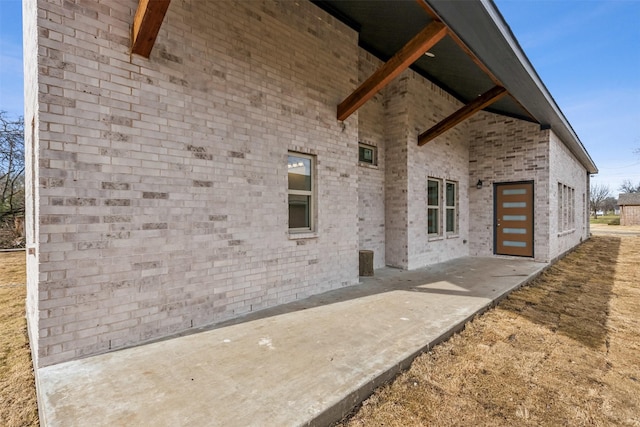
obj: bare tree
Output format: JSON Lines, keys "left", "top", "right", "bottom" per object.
{"left": 589, "top": 183, "right": 611, "bottom": 218}
{"left": 0, "top": 111, "right": 25, "bottom": 223}
{"left": 602, "top": 196, "right": 618, "bottom": 214}
{"left": 619, "top": 179, "right": 640, "bottom": 194}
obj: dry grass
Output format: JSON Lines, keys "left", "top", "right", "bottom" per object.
{"left": 0, "top": 251, "right": 39, "bottom": 427}
{"left": 1, "top": 237, "right": 639, "bottom": 427}
{"left": 339, "top": 235, "right": 640, "bottom": 426}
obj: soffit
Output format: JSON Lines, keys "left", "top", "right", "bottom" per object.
{"left": 314, "top": 0, "right": 531, "bottom": 121}
{"left": 313, "top": 0, "right": 597, "bottom": 173}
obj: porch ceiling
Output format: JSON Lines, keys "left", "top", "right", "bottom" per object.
{"left": 313, "top": 0, "right": 598, "bottom": 174}
{"left": 127, "top": 0, "right": 597, "bottom": 173}
{"left": 314, "top": 0, "right": 531, "bottom": 121}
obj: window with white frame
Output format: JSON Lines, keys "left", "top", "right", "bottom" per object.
{"left": 427, "top": 178, "right": 441, "bottom": 236}
{"left": 564, "top": 185, "right": 569, "bottom": 230}
{"left": 358, "top": 143, "right": 377, "bottom": 165}
{"left": 558, "top": 183, "right": 563, "bottom": 231}
{"left": 558, "top": 182, "right": 575, "bottom": 233}
{"left": 288, "top": 153, "right": 314, "bottom": 231}
{"left": 570, "top": 188, "right": 575, "bottom": 229}
{"left": 445, "top": 181, "right": 458, "bottom": 234}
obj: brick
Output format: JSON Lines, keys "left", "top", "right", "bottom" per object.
{"left": 26, "top": 0, "right": 591, "bottom": 370}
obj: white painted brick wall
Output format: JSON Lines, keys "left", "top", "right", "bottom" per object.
{"left": 377, "top": 69, "right": 471, "bottom": 270}
{"left": 406, "top": 74, "right": 470, "bottom": 269}
{"left": 548, "top": 131, "right": 589, "bottom": 258}
{"left": 357, "top": 51, "right": 386, "bottom": 269}
{"left": 31, "top": 0, "right": 360, "bottom": 367}
{"left": 28, "top": 0, "right": 593, "bottom": 368}
{"left": 357, "top": 52, "right": 472, "bottom": 270}
{"left": 383, "top": 74, "right": 411, "bottom": 268}
{"left": 468, "top": 112, "right": 551, "bottom": 262}
{"left": 23, "top": 0, "right": 41, "bottom": 368}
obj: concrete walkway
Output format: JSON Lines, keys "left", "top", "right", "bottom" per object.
{"left": 36, "top": 256, "right": 546, "bottom": 427}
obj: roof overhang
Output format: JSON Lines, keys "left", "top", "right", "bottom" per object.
{"left": 129, "top": 0, "right": 597, "bottom": 174}
{"left": 426, "top": 0, "right": 597, "bottom": 173}
{"left": 314, "top": 0, "right": 598, "bottom": 174}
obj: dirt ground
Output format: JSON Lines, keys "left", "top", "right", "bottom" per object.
{"left": 0, "top": 251, "right": 38, "bottom": 427}
{"left": 590, "top": 223, "right": 640, "bottom": 236}
{"left": 1, "top": 235, "right": 639, "bottom": 427}
{"left": 339, "top": 235, "right": 640, "bottom": 426}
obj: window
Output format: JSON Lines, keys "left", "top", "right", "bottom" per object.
{"left": 445, "top": 181, "right": 457, "bottom": 234}
{"left": 558, "top": 183, "right": 563, "bottom": 231}
{"left": 563, "top": 185, "right": 569, "bottom": 230}
{"left": 358, "top": 143, "right": 377, "bottom": 165}
{"left": 288, "top": 153, "right": 314, "bottom": 231}
{"left": 558, "top": 182, "right": 575, "bottom": 233}
{"left": 428, "top": 178, "right": 458, "bottom": 237}
{"left": 570, "top": 188, "right": 575, "bottom": 229}
{"left": 427, "top": 179, "right": 440, "bottom": 235}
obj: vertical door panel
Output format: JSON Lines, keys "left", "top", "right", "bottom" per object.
{"left": 495, "top": 182, "right": 534, "bottom": 257}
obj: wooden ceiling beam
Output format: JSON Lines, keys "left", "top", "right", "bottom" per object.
{"left": 416, "top": 0, "right": 537, "bottom": 123}
{"left": 337, "top": 21, "right": 447, "bottom": 121}
{"left": 131, "top": 0, "right": 171, "bottom": 58}
{"left": 418, "top": 85, "right": 507, "bottom": 146}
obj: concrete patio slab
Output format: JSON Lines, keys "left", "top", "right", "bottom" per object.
{"left": 36, "top": 256, "right": 546, "bottom": 427}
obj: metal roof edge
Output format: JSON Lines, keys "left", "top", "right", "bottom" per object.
{"left": 425, "top": 0, "right": 598, "bottom": 173}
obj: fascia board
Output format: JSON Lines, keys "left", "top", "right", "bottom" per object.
{"left": 425, "top": 0, "right": 598, "bottom": 173}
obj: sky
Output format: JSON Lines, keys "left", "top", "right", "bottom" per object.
{"left": 0, "top": 0, "right": 639, "bottom": 194}
{"left": 0, "top": 0, "right": 22, "bottom": 120}
{"left": 495, "top": 0, "right": 640, "bottom": 194}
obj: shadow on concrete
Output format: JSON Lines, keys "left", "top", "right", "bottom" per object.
{"left": 36, "top": 255, "right": 548, "bottom": 427}
{"left": 158, "top": 256, "right": 545, "bottom": 345}
{"left": 501, "top": 236, "right": 620, "bottom": 350}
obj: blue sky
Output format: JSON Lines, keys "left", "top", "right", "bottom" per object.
{"left": 1, "top": 0, "right": 639, "bottom": 193}
{"left": 495, "top": 0, "right": 640, "bottom": 193}
{"left": 0, "top": 0, "right": 23, "bottom": 120}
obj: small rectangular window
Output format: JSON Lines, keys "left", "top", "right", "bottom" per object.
{"left": 558, "top": 182, "right": 576, "bottom": 232}
{"left": 558, "top": 183, "right": 563, "bottom": 231}
{"left": 358, "top": 143, "right": 377, "bottom": 165}
{"left": 288, "top": 153, "right": 314, "bottom": 231}
{"left": 570, "top": 188, "right": 575, "bottom": 229}
{"left": 563, "top": 185, "right": 569, "bottom": 230}
{"left": 427, "top": 178, "right": 441, "bottom": 235}
{"left": 445, "top": 181, "right": 457, "bottom": 234}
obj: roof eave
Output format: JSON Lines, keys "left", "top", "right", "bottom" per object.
{"left": 424, "top": 0, "right": 598, "bottom": 174}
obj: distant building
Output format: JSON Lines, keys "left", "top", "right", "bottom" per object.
{"left": 619, "top": 193, "right": 640, "bottom": 225}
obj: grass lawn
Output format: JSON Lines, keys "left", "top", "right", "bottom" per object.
{"left": 590, "top": 214, "right": 620, "bottom": 225}
{"left": 0, "top": 251, "right": 38, "bottom": 427}
{"left": 1, "top": 237, "right": 639, "bottom": 426}
{"left": 340, "top": 235, "right": 640, "bottom": 426}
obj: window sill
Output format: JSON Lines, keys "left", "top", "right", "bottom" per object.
{"left": 557, "top": 229, "right": 575, "bottom": 237}
{"left": 428, "top": 235, "right": 444, "bottom": 242}
{"left": 446, "top": 234, "right": 459, "bottom": 239}
{"left": 288, "top": 231, "right": 318, "bottom": 240}
{"left": 358, "top": 162, "right": 379, "bottom": 170}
